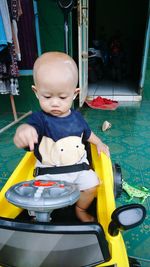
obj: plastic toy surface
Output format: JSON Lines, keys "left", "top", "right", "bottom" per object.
{"left": 0, "top": 145, "right": 146, "bottom": 267}
{"left": 5, "top": 179, "right": 80, "bottom": 222}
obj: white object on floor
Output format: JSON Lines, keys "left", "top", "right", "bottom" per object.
{"left": 102, "top": 121, "right": 112, "bottom": 132}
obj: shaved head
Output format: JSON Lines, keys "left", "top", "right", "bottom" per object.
{"left": 33, "top": 52, "right": 78, "bottom": 89}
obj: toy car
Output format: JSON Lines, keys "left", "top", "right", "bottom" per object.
{"left": 0, "top": 144, "right": 146, "bottom": 267}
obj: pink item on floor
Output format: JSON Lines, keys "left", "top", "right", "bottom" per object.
{"left": 85, "top": 96, "right": 119, "bottom": 110}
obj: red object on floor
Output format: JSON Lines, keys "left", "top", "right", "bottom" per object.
{"left": 85, "top": 96, "right": 119, "bottom": 110}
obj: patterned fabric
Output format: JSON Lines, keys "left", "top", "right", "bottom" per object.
{"left": 7, "top": 0, "right": 22, "bottom": 21}
{"left": 0, "top": 79, "right": 10, "bottom": 94}
{"left": 0, "top": 11, "right": 7, "bottom": 51}
{"left": 0, "top": 0, "right": 20, "bottom": 95}
{"left": 0, "top": 78, "right": 19, "bottom": 95}
{"left": 18, "top": 0, "right": 37, "bottom": 69}
{"left": 9, "top": 41, "right": 19, "bottom": 77}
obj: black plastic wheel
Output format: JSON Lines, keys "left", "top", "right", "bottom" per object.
{"left": 128, "top": 257, "right": 141, "bottom": 267}
{"left": 113, "top": 163, "right": 123, "bottom": 198}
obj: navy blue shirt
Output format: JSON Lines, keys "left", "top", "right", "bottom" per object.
{"left": 27, "top": 109, "right": 91, "bottom": 162}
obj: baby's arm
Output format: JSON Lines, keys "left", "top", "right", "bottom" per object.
{"left": 87, "top": 131, "right": 110, "bottom": 157}
{"left": 14, "top": 124, "right": 38, "bottom": 151}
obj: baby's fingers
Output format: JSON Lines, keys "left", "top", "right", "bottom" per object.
{"left": 14, "top": 125, "right": 38, "bottom": 150}
{"left": 103, "top": 145, "right": 110, "bottom": 157}
{"left": 97, "top": 144, "right": 110, "bottom": 157}
{"left": 28, "top": 129, "right": 38, "bottom": 151}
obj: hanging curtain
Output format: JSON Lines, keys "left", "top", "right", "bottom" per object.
{"left": 18, "top": 0, "right": 38, "bottom": 70}
{"left": 0, "top": 0, "right": 22, "bottom": 95}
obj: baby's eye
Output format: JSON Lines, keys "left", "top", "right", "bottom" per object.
{"left": 44, "top": 96, "right": 51, "bottom": 99}
{"left": 60, "top": 96, "right": 67, "bottom": 99}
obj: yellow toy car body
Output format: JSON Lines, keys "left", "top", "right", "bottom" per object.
{"left": 0, "top": 144, "right": 145, "bottom": 267}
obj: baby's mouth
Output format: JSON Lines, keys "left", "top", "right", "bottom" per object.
{"left": 51, "top": 110, "right": 62, "bottom": 115}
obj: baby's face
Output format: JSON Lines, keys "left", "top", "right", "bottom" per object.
{"left": 33, "top": 52, "right": 79, "bottom": 117}
{"left": 33, "top": 75, "right": 78, "bottom": 117}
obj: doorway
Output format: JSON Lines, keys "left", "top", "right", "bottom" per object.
{"left": 73, "top": 0, "right": 149, "bottom": 103}
{"left": 88, "top": 0, "right": 149, "bottom": 101}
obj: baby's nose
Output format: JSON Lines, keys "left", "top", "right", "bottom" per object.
{"left": 51, "top": 97, "right": 59, "bottom": 106}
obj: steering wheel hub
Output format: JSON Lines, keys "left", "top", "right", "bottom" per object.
{"left": 5, "top": 180, "right": 80, "bottom": 222}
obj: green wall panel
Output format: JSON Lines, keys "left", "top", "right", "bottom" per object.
{"left": 0, "top": 95, "right": 12, "bottom": 113}
{"left": 17, "top": 76, "right": 40, "bottom": 111}
{"left": 37, "top": 0, "right": 64, "bottom": 53}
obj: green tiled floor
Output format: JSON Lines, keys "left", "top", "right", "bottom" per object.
{"left": 81, "top": 101, "right": 150, "bottom": 267}
{"left": 0, "top": 102, "right": 150, "bottom": 266}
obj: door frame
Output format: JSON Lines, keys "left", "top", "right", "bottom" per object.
{"left": 139, "top": 1, "right": 150, "bottom": 93}
{"left": 77, "top": 0, "right": 89, "bottom": 107}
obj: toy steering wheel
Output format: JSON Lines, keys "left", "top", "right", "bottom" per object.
{"left": 5, "top": 180, "right": 80, "bottom": 222}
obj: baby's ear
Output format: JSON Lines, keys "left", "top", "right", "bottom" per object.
{"left": 73, "top": 88, "right": 80, "bottom": 100}
{"left": 32, "top": 85, "right": 39, "bottom": 99}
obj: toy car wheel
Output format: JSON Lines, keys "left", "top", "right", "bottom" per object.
{"left": 113, "top": 163, "right": 123, "bottom": 198}
{"left": 128, "top": 257, "right": 141, "bottom": 267}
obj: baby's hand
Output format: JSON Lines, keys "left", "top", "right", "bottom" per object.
{"left": 96, "top": 141, "right": 110, "bottom": 157}
{"left": 14, "top": 124, "right": 38, "bottom": 151}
